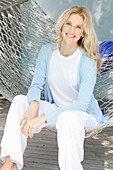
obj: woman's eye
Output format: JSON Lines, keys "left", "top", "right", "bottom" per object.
{"left": 66, "top": 22, "right": 71, "bottom": 26}
{"left": 77, "top": 26, "right": 81, "bottom": 29}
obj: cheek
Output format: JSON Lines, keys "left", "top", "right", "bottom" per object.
{"left": 81, "top": 30, "right": 84, "bottom": 36}
{"left": 62, "top": 25, "right": 69, "bottom": 32}
{"left": 77, "top": 30, "right": 84, "bottom": 36}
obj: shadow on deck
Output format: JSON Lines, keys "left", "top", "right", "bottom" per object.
{"left": 0, "top": 97, "right": 113, "bottom": 170}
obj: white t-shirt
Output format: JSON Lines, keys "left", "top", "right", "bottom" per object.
{"left": 48, "top": 47, "right": 82, "bottom": 107}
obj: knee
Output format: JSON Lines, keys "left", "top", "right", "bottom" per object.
{"left": 12, "top": 95, "right": 28, "bottom": 106}
{"left": 56, "top": 111, "right": 78, "bottom": 131}
{"left": 56, "top": 111, "right": 85, "bottom": 141}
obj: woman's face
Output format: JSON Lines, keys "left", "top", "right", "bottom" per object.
{"left": 61, "top": 13, "right": 84, "bottom": 46}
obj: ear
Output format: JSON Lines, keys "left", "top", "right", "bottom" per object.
{"left": 82, "top": 31, "right": 85, "bottom": 38}
{"left": 81, "top": 35, "right": 85, "bottom": 39}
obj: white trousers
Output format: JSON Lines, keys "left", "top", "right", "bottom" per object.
{"left": 0, "top": 95, "right": 98, "bottom": 170}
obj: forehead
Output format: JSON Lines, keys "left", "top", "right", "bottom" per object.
{"left": 67, "top": 13, "right": 83, "bottom": 25}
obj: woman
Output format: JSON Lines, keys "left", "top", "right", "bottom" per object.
{"left": 0, "top": 5, "right": 108, "bottom": 170}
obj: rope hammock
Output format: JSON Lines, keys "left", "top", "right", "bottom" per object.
{"left": 0, "top": 0, "right": 113, "bottom": 138}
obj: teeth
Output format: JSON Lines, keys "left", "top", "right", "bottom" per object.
{"left": 67, "top": 33, "right": 75, "bottom": 38}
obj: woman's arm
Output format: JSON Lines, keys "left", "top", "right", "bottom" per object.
{"left": 20, "top": 100, "right": 39, "bottom": 137}
{"left": 20, "top": 100, "right": 39, "bottom": 126}
{"left": 20, "top": 45, "right": 48, "bottom": 138}
{"left": 27, "top": 45, "right": 47, "bottom": 104}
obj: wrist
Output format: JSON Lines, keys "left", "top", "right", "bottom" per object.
{"left": 30, "top": 100, "right": 39, "bottom": 112}
{"left": 41, "top": 114, "right": 47, "bottom": 123}
{"left": 31, "top": 100, "right": 39, "bottom": 105}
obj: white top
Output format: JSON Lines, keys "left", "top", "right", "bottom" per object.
{"left": 48, "top": 47, "right": 82, "bottom": 107}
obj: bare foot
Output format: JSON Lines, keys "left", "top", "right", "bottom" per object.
{"left": 0, "top": 156, "right": 18, "bottom": 170}
{"left": 0, "top": 162, "right": 18, "bottom": 170}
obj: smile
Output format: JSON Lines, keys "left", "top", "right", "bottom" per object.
{"left": 66, "top": 33, "right": 76, "bottom": 39}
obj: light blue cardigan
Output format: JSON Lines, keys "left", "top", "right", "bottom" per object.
{"left": 27, "top": 43, "right": 108, "bottom": 124}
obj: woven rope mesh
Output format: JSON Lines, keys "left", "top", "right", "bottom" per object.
{"left": 0, "top": 0, "right": 17, "bottom": 8}
{"left": 0, "top": 0, "right": 113, "bottom": 137}
{"left": 94, "top": 55, "right": 113, "bottom": 118}
{"left": 0, "top": 0, "right": 56, "bottom": 101}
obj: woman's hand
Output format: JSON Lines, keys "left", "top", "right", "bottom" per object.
{"left": 21, "top": 114, "right": 47, "bottom": 138}
{"left": 20, "top": 100, "right": 39, "bottom": 135}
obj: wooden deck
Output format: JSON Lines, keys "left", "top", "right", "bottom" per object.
{"left": 0, "top": 96, "right": 113, "bottom": 170}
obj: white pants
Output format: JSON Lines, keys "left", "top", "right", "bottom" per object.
{"left": 0, "top": 95, "right": 98, "bottom": 170}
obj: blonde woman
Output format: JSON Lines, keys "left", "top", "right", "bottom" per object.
{"left": 0, "top": 6, "right": 108, "bottom": 170}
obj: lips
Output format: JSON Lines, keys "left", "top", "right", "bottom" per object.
{"left": 66, "top": 33, "right": 76, "bottom": 38}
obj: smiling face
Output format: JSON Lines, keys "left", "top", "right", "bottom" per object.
{"left": 61, "top": 13, "right": 84, "bottom": 46}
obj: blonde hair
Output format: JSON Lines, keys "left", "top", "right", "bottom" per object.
{"left": 55, "top": 6, "right": 102, "bottom": 72}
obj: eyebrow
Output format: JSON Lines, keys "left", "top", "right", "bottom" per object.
{"left": 66, "top": 20, "right": 83, "bottom": 26}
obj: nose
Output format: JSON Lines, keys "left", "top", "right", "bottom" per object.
{"left": 69, "top": 26, "right": 75, "bottom": 35}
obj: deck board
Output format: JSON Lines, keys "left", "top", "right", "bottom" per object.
{"left": 0, "top": 97, "right": 113, "bottom": 170}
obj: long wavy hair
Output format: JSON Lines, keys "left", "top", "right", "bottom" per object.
{"left": 55, "top": 6, "right": 102, "bottom": 72}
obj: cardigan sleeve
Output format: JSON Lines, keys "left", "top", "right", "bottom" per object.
{"left": 44, "top": 56, "right": 97, "bottom": 124}
{"left": 27, "top": 45, "right": 47, "bottom": 104}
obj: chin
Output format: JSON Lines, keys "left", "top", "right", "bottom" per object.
{"left": 65, "top": 39, "right": 77, "bottom": 45}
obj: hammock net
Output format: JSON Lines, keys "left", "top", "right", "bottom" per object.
{"left": 0, "top": 0, "right": 113, "bottom": 138}
{"left": 0, "top": 0, "right": 56, "bottom": 100}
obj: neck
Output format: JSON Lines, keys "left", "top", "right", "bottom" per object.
{"left": 60, "top": 41, "right": 79, "bottom": 57}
